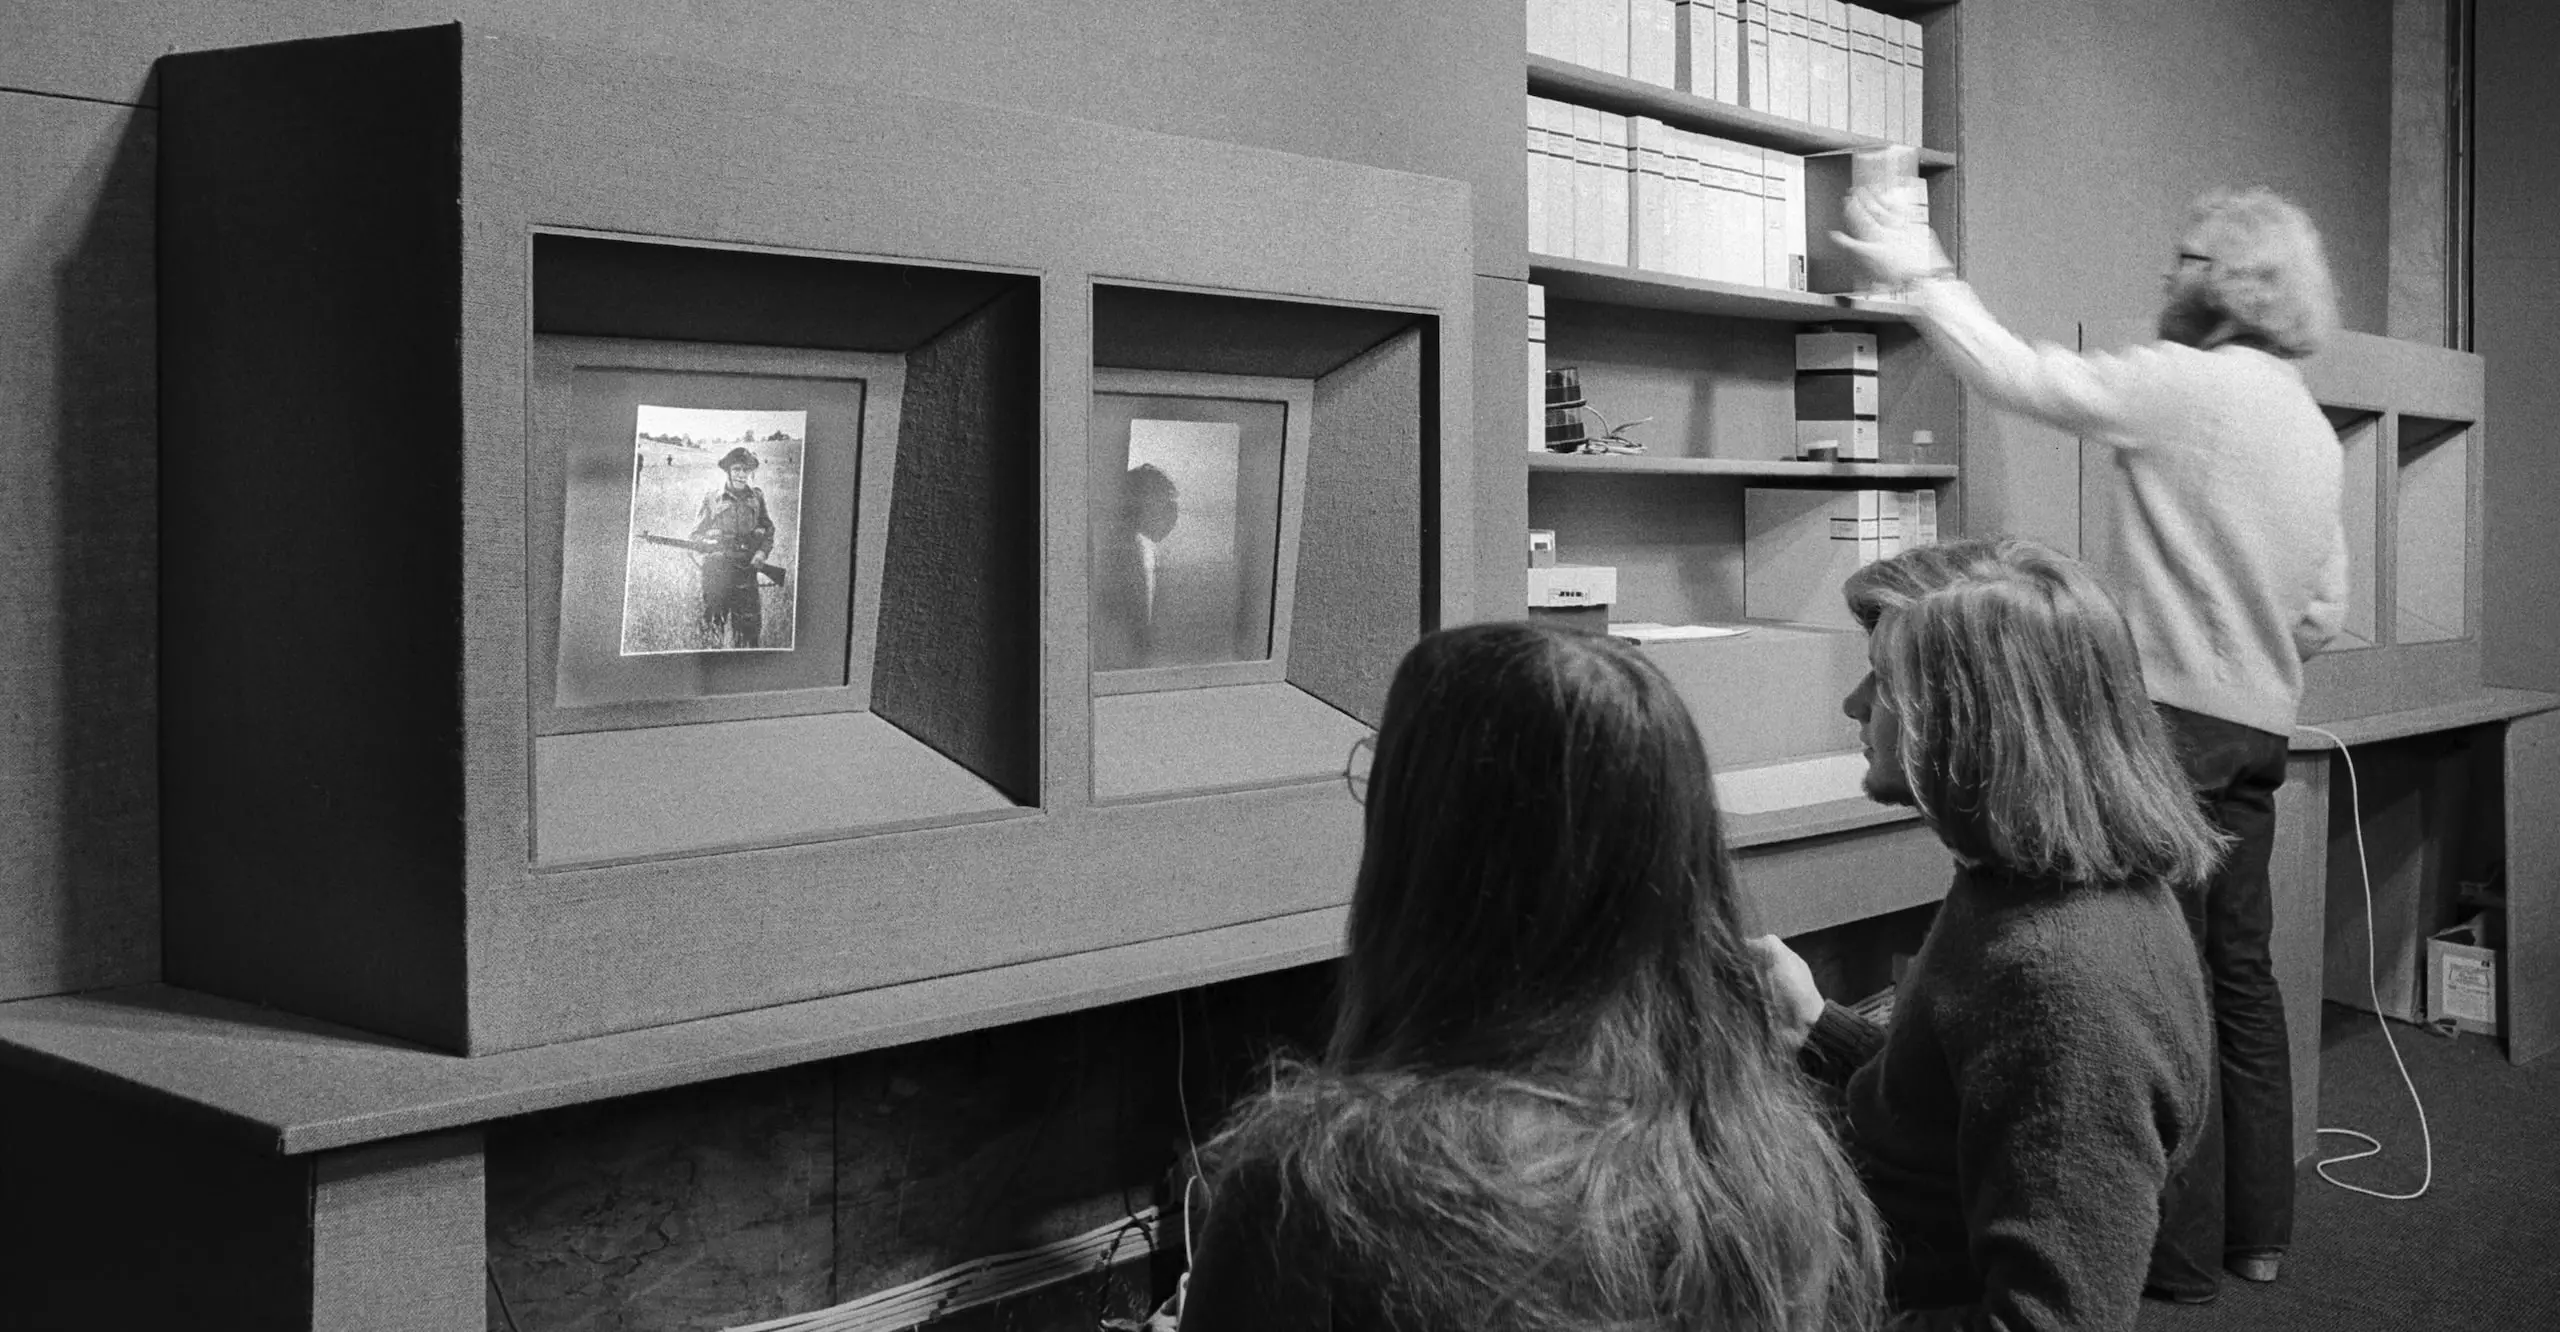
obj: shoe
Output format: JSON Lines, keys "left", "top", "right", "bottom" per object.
{"left": 2228, "top": 1253, "right": 2282, "bottom": 1284}
{"left": 2143, "top": 1281, "right": 2220, "bottom": 1306}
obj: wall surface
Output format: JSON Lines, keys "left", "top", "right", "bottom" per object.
{"left": 1954, "top": 0, "right": 2393, "bottom": 552}
{"left": 0, "top": 0, "right": 1517, "bottom": 1005}
{"left": 2476, "top": 2, "right": 2560, "bottom": 693}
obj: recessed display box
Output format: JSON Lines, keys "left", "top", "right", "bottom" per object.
{"left": 2326, "top": 405, "right": 2382, "bottom": 650}
{"left": 2300, "top": 332, "right": 2486, "bottom": 722}
{"left": 2395, "top": 415, "right": 2471, "bottom": 644}
{"left": 156, "top": 24, "right": 1474, "bottom": 1054}
{"left": 1087, "top": 287, "right": 1440, "bottom": 801}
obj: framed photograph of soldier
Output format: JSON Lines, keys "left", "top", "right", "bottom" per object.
{"left": 529, "top": 336, "right": 907, "bottom": 735}
{"left": 1088, "top": 370, "right": 1313, "bottom": 696}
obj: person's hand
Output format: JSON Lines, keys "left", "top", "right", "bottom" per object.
{"left": 1748, "top": 934, "right": 1826, "bottom": 1052}
{"left": 1826, "top": 184, "right": 1952, "bottom": 290}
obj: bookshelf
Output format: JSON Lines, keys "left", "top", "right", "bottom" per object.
{"left": 1530, "top": 452, "right": 1954, "bottom": 481}
{"left": 1531, "top": 255, "right": 1920, "bottom": 320}
{"left": 1524, "top": 2, "right": 1967, "bottom": 766}
{"left": 1525, "top": 53, "right": 1959, "bottom": 169}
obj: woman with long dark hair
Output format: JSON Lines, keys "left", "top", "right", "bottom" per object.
{"left": 1179, "top": 621, "right": 1884, "bottom": 1332}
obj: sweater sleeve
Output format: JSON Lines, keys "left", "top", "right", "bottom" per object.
{"left": 1904, "top": 277, "right": 2165, "bottom": 446}
{"left": 1800, "top": 1000, "right": 1888, "bottom": 1092}
{"left": 1179, "top": 1154, "right": 1332, "bottom": 1332}
{"left": 1886, "top": 948, "right": 2181, "bottom": 1332}
{"left": 2296, "top": 514, "right": 2350, "bottom": 659}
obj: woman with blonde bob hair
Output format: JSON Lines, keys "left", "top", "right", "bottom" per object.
{"left": 1181, "top": 621, "right": 1885, "bottom": 1332}
{"left": 1833, "top": 181, "right": 2347, "bottom": 1299}
{"left": 1757, "top": 538, "right": 2221, "bottom": 1332}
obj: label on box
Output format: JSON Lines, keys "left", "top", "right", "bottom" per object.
{"left": 1527, "top": 564, "right": 1618, "bottom": 607}
{"left": 2442, "top": 954, "right": 2495, "bottom": 1023}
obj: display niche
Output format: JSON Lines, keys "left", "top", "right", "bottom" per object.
{"left": 526, "top": 234, "right": 1042, "bottom": 865}
{"left": 1088, "top": 285, "right": 1439, "bottom": 801}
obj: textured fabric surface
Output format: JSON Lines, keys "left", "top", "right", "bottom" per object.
{"left": 1905, "top": 277, "right": 2347, "bottom": 737}
{"left": 2137, "top": 1003, "right": 2560, "bottom": 1330}
{"left": 1806, "top": 863, "right": 2215, "bottom": 1332}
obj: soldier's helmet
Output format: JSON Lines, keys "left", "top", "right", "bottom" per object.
{"left": 716, "top": 446, "right": 761, "bottom": 472}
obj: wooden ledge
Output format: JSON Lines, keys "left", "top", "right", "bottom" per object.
{"left": 2292, "top": 688, "right": 2560, "bottom": 750}
{"left": 0, "top": 908, "right": 1348, "bottom": 1157}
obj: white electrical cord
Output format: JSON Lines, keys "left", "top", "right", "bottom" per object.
{"left": 2296, "top": 724, "right": 2435, "bottom": 1201}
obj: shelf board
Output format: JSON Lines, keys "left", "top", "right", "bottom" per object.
{"left": 1530, "top": 452, "right": 1957, "bottom": 482}
{"left": 1531, "top": 256, "right": 1917, "bottom": 322}
{"left": 1526, "top": 54, "right": 1959, "bottom": 170}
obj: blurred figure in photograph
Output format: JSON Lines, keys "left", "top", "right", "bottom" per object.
{"left": 691, "top": 445, "right": 775, "bottom": 648}
{"left": 1832, "top": 185, "right": 2347, "bottom": 1297}
{"left": 1178, "top": 622, "right": 1884, "bottom": 1332}
{"left": 1093, "top": 463, "right": 1180, "bottom": 670}
{"left": 1756, "top": 538, "right": 2221, "bottom": 1332}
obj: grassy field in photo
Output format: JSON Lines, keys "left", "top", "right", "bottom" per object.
{"left": 620, "top": 448, "right": 802, "bottom": 653}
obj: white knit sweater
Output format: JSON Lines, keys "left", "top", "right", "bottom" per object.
{"left": 1906, "top": 277, "right": 2348, "bottom": 735}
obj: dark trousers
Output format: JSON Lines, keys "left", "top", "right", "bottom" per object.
{"left": 2148, "top": 704, "right": 2295, "bottom": 1298}
{"left": 701, "top": 559, "right": 763, "bottom": 647}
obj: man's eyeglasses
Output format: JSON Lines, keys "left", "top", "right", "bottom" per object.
{"left": 1344, "top": 734, "right": 1375, "bottom": 804}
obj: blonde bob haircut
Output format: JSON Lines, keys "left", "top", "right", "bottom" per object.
{"left": 2182, "top": 186, "right": 2340, "bottom": 360}
{"left": 1844, "top": 538, "right": 2229, "bottom": 888}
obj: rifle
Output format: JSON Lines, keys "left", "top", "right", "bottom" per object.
{"left": 637, "top": 532, "right": 788, "bottom": 586}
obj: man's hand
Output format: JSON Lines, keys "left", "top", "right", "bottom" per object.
{"left": 1748, "top": 934, "right": 1827, "bottom": 1052}
{"left": 1827, "top": 184, "right": 1953, "bottom": 290}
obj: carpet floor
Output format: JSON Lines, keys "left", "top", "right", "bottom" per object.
{"left": 2137, "top": 1002, "right": 2560, "bottom": 1331}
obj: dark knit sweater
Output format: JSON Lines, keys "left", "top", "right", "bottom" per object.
{"left": 1801, "top": 863, "right": 2213, "bottom": 1332}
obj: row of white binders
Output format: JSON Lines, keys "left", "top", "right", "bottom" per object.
{"left": 1744, "top": 487, "right": 1939, "bottom": 628}
{"left": 1529, "top": 0, "right": 1927, "bottom": 146}
{"left": 1529, "top": 98, "right": 1808, "bottom": 288}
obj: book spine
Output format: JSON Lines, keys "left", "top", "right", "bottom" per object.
{"left": 1566, "top": 103, "right": 1587, "bottom": 262}
{"left": 1722, "top": 138, "right": 1764, "bottom": 286}
{"left": 1678, "top": 128, "right": 1711, "bottom": 279}
{"left": 1675, "top": 1, "right": 1706, "bottom": 94}
{"left": 1903, "top": 16, "right": 1926, "bottom": 148}
{"left": 1882, "top": 11, "right": 1906, "bottom": 145}
{"left": 1631, "top": 118, "right": 1670, "bottom": 271}
{"left": 1527, "top": 284, "right": 1548, "bottom": 454}
{"left": 1741, "top": 0, "right": 1771, "bottom": 112}
{"left": 1551, "top": 0, "right": 1583, "bottom": 65}
{"left": 1779, "top": 149, "right": 1806, "bottom": 289}
{"left": 1600, "top": 112, "right": 1632, "bottom": 267}
{"left": 1784, "top": 0, "right": 1815, "bottom": 125}
{"left": 1760, "top": 147, "right": 1789, "bottom": 289}
{"left": 1633, "top": 0, "right": 1678, "bottom": 87}
{"left": 1547, "top": 101, "right": 1579, "bottom": 259}
{"left": 1825, "top": 1, "right": 1850, "bottom": 130}
{"left": 1525, "top": 96, "right": 1546, "bottom": 256}
{"left": 1849, "top": 7, "right": 1882, "bottom": 139}
{"left": 1714, "top": 0, "right": 1742, "bottom": 104}
{"left": 1805, "top": 0, "right": 1839, "bottom": 131}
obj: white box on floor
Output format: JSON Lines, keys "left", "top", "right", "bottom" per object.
{"left": 2427, "top": 912, "right": 2501, "bottom": 1036}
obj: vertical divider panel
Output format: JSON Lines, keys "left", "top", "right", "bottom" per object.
{"left": 1289, "top": 327, "right": 1429, "bottom": 726}
{"left": 873, "top": 287, "right": 1045, "bottom": 805}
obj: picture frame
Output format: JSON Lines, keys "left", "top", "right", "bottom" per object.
{"left": 1088, "top": 369, "right": 1314, "bottom": 696}
{"left": 529, "top": 335, "right": 905, "bottom": 736}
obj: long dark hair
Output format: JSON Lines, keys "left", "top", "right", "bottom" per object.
{"left": 1206, "top": 623, "right": 1883, "bottom": 1332}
